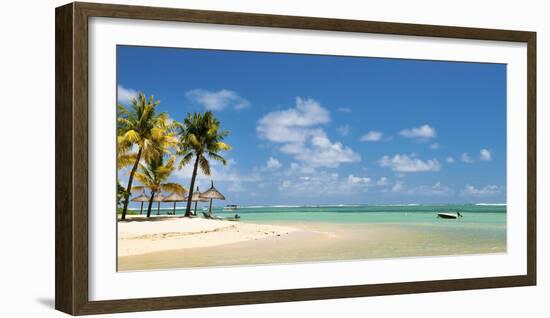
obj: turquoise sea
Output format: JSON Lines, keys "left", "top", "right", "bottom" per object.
{"left": 131, "top": 203, "right": 506, "bottom": 225}
{"left": 123, "top": 204, "right": 506, "bottom": 269}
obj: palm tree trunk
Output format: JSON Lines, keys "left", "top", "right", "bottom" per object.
{"left": 146, "top": 191, "right": 155, "bottom": 218}
{"left": 184, "top": 154, "right": 200, "bottom": 217}
{"left": 121, "top": 147, "right": 143, "bottom": 220}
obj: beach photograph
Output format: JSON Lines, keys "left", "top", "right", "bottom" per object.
{"left": 116, "top": 46, "right": 506, "bottom": 271}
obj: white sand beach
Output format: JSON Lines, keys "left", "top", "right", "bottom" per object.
{"left": 118, "top": 216, "right": 298, "bottom": 257}
{"left": 118, "top": 216, "right": 506, "bottom": 271}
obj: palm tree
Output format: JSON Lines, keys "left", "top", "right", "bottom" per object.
{"left": 133, "top": 155, "right": 185, "bottom": 218}
{"left": 117, "top": 92, "right": 177, "bottom": 220}
{"left": 117, "top": 137, "right": 138, "bottom": 170}
{"left": 116, "top": 180, "right": 126, "bottom": 212}
{"left": 176, "top": 112, "right": 231, "bottom": 217}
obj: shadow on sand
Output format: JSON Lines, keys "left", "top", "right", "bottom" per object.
{"left": 118, "top": 215, "right": 197, "bottom": 223}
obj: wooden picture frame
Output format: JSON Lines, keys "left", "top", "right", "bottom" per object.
{"left": 55, "top": 2, "right": 536, "bottom": 315}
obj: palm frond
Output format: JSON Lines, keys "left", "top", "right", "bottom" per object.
{"left": 133, "top": 172, "right": 150, "bottom": 187}
{"left": 207, "top": 152, "right": 227, "bottom": 165}
{"left": 116, "top": 104, "right": 131, "bottom": 117}
{"left": 164, "top": 156, "right": 176, "bottom": 168}
{"left": 150, "top": 127, "right": 164, "bottom": 141}
{"left": 117, "top": 117, "right": 134, "bottom": 128}
{"left": 215, "top": 141, "right": 231, "bottom": 151}
{"left": 178, "top": 152, "right": 194, "bottom": 169}
{"left": 131, "top": 185, "right": 145, "bottom": 192}
{"left": 187, "top": 133, "right": 201, "bottom": 148}
{"left": 117, "top": 152, "right": 138, "bottom": 169}
{"left": 198, "top": 155, "right": 211, "bottom": 176}
{"left": 122, "top": 130, "right": 141, "bottom": 143}
{"left": 162, "top": 182, "right": 186, "bottom": 194}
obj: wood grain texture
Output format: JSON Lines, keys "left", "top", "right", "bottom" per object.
{"left": 73, "top": 3, "right": 90, "bottom": 313}
{"left": 55, "top": 2, "right": 537, "bottom": 315}
{"left": 526, "top": 33, "right": 537, "bottom": 285}
{"left": 75, "top": 1, "right": 534, "bottom": 42}
{"left": 75, "top": 276, "right": 534, "bottom": 315}
{"left": 55, "top": 3, "right": 75, "bottom": 314}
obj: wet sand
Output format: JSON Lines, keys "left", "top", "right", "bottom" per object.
{"left": 118, "top": 220, "right": 506, "bottom": 271}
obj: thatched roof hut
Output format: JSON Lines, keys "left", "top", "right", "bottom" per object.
{"left": 130, "top": 191, "right": 149, "bottom": 215}
{"left": 164, "top": 192, "right": 185, "bottom": 202}
{"left": 163, "top": 192, "right": 186, "bottom": 215}
{"left": 152, "top": 192, "right": 165, "bottom": 215}
{"left": 201, "top": 181, "right": 225, "bottom": 214}
{"left": 185, "top": 187, "right": 208, "bottom": 216}
{"left": 201, "top": 181, "right": 226, "bottom": 200}
{"left": 131, "top": 192, "right": 149, "bottom": 202}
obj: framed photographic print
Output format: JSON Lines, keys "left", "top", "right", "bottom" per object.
{"left": 55, "top": 2, "right": 536, "bottom": 315}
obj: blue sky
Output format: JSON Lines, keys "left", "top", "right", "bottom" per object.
{"left": 118, "top": 45, "right": 506, "bottom": 206}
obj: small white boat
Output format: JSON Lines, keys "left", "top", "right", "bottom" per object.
{"left": 223, "top": 204, "right": 238, "bottom": 211}
{"left": 437, "top": 212, "right": 463, "bottom": 219}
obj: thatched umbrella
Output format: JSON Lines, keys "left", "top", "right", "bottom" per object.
{"left": 186, "top": 186, "right": 208, "bottom": 216}
{"left": 152, "top": 192, "right": 166, "bottom": 216}
{"left": 163, "top": 191, "right": 186, "bottom": 215}
{"left": 201, "top": 181, "right": 226, "bottom": 214}
{"left": 131, "top": 190, "right": 149, "bottom": 215}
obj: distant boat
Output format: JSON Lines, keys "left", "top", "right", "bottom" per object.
{"left": 437, "top": 212, "right": 463, "bottom": 219}
{"left": 223, "top": 204, "right": 238, "bottom": 211}
{"left": 202, "top": 211, "right": 240, "bottom": 221}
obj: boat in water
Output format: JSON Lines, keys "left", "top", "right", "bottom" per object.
{"left": 202, "top": 211, "right": 240, "bottom": 221}
{"left": 223, "top": 204, "right": 238, "bottom": 211}
{"left": 437, "top": 212, "right": 463, "bottom": 219}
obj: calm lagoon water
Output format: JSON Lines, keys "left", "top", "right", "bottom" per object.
{"left": 122, "top": 204, "right": 506, "bottom": 269}
{"left": 132, "top": 203, "right": 506, "bottom": 226}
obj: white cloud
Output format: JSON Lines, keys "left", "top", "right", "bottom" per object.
{"left": 227, "top": 183, "right": 246, "bottom": 193}
{"left": 117, "top": 85, "right": 137, "bottom": 104}
{"left": 480, "top": 149, "right": 492, "bottom": 161}
{"left": 378, "top": 154, "right": 441, "bottom": 172}
{"left": 186, "top": 89, "right": 250, "bottom": 111}
{"left": 407, "top": 182, "right": 452, "bottom": 196}
{"left": 446, "top": 156, "right": 455, "bottom": 163}
{"left": 278, "top": 171, "right": 371, "bottom": 196}
{"left": 376, "top": 177, "right": 389, "bottom": 186}
{"left": 400, "top": 124, "right": 436, "bottom": 140}
{"left": 430, "top": 143, "right": 439, "bottom": 150}
{"left": 257, "top": 97, "right": 330, "bottom": 143}
{"left": 337, "top": 107, "right": 352, "bottom": 113}
{"left": 278, "top": 171, "right": 337, "bottom": 194}
{"left": 431, "top": 182, "right": 449, "bottom": 193}
{"left": 461, "top": 152, "right": 474, "bottom": 163}
{"left": 392, "top": 181, "right": 404, "bottom": 192}
{"left": 462, "top": 184, "right": 500, "bottom": 196}
{"left": 288, "top": 162, "right": 316, "bottom": 174}
{"left": 265, "top": 157, "right": 282, "bottom": 170}
{"left": 337, "top": 125, "right": 351, "bottom": 136}
{"left": 257, "top": 97, "right": 360, "bottom": 169}
{"left": 360, "top": 131, "right": 383, "bottom": 142}
{"left": 288, "top": 132, "right": 361, "bottom": 168}
{"left": 347, "top": 174, "right": 371, "bottom": 185}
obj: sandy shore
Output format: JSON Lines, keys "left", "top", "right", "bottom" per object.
{"left": 118, "top": 219, "right": 506, "bottom": 271}
{"left": 118, "top": 216, "right": 298, "bottom": 257}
